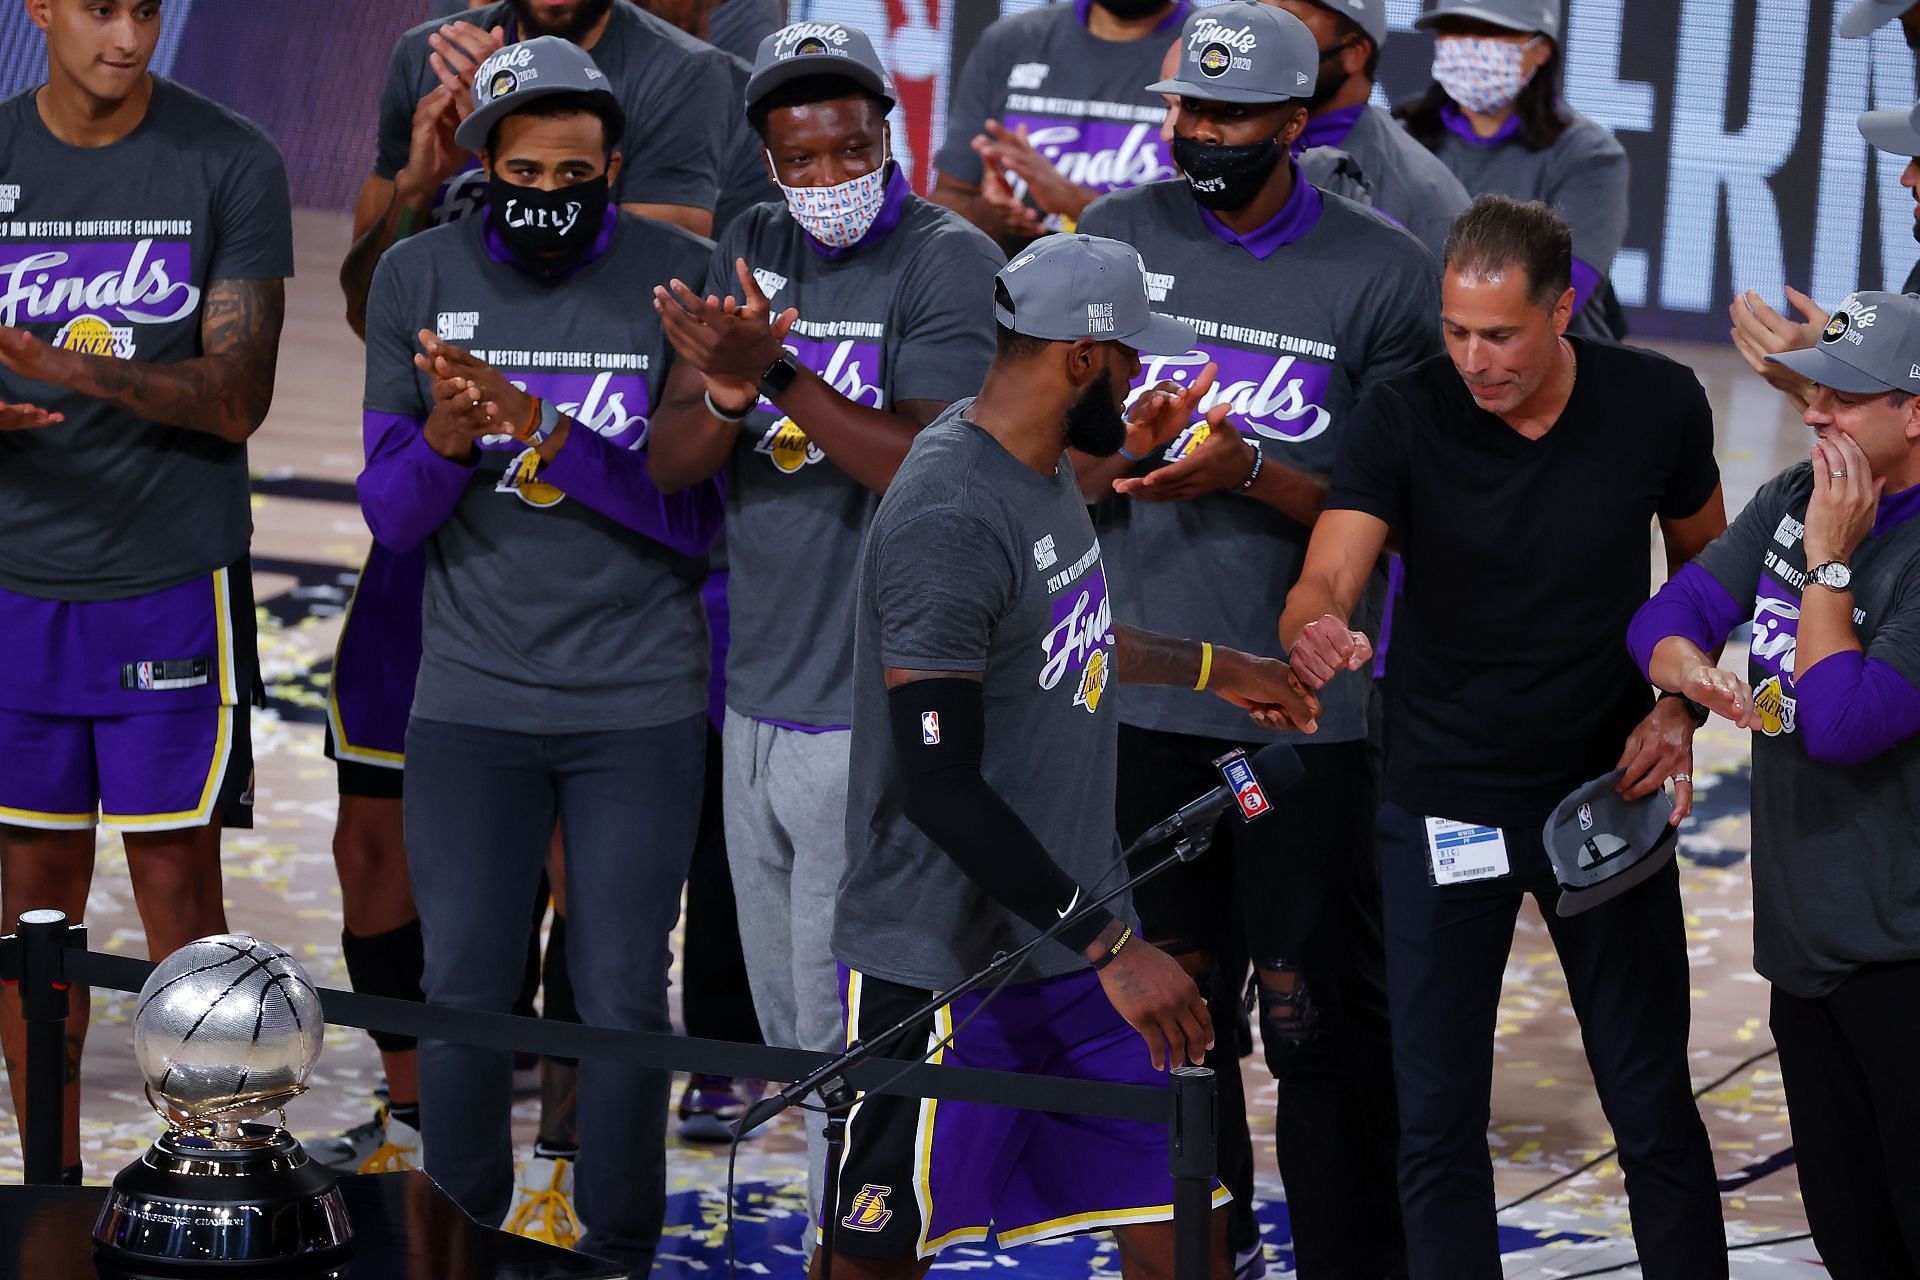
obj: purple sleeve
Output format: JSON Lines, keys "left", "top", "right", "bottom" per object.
{"left": 1796, "top": 651, "right": 1920, "bottom": 766}
{"left": 538, "top": 420, "right": 725, "bottom": 558}
{"left": 1627, "top": 563, "right": 1746, "bottom": 678}
{"left": 356, "top": 411, "right": 474, "bottom": 554}
{"left": 1570, "top": 258, "right": 1603, "bottom": 316}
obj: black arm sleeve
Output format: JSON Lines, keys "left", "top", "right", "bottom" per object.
{"left": 888, "top": 678, "right": 1116, "bottom": 957}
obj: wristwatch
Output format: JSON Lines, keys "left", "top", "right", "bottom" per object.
{"left": 758, "top": 353, "right": 800, "bottom": 403}
{"left": 1809, "top": 560, "right": 1853, "bottom": 592}
{"left": 1657, "top": 690, "right": 1710, "bottom": 727}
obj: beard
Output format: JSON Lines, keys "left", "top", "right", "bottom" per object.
{"left": 1093, "top": 0, "right": 1172, "bottom": 19}
{"left": 508, "top": 0, "right": 615, "bottom": 41}
{"left": 1064, "top": 371, "right": 1129, "bottom": 458}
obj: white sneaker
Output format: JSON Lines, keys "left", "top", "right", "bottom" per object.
{"left": 502, "top": 1154, "right": 581, "bottom": 1249}
{"left": 355, "top": 1108, "right": 423, "bottom": 1174}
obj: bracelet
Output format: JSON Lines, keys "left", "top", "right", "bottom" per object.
{"left": 1118, "top": 444, "right": 1146, "bottom": 462}
{"left": 1194, "top": 641, "right": 1213, "bottom": 692}
{"left": 1089, "top": 924, "right": 1133, "bottom": 971}
{"left": 511, "top": 395, "right": 543, "bottom": 443}
{"left": 1238, "top": 439, "right": 1264, "bottom": 491}
{"left": 524, "top": 397, "right": 563, "bottom": 449}
{"left": 1658, "top": 689, "right": 1710, "bottom": 727}
{"left": 703, "top": 389, "right": 754, "bottom": 423}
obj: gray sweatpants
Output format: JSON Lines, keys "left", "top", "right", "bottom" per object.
{"left": 405, "top": 714, "right": 704, "bottom": 1275}
{"left": 721, "top": 709, "right": 850, "bottom": 1243}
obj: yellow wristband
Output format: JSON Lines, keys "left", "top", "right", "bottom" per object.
{"left": 1059, "top": 214, "right": 1078, "bottom": 234}
{"left": 1195, "top": 641, "right": 1213, "bottom": 691}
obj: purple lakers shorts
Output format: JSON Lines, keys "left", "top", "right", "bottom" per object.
{"left": 826, "top": 966, "right": 1229, "bottom": 1259}
{"left": 325, "top": 542, "right": 424, "bottom": 797}
{"left": 0, "top": 565, "right": 256, "bottom": 832}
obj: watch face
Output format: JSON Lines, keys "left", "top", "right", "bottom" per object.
{"left": 1814, "top": 562, "right": 1852, "bottom": 590}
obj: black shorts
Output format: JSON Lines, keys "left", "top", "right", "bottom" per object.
{"left": 324, "top": 721, "right": 404, "bottom": 800}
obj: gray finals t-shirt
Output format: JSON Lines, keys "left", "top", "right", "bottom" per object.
{"left": 714, "top": 50, "right": 777, "bottom": 237}
{"left": 1081, "top": 180, "right": 1440, "bottom": 744}
{"left": 364, "top": 213, "right": 713, "bottom": 733}
{"left": 374, "top": 0, "right": 733, "bottom": 218}
{"left": 1427, "top": 110, "right": 1627, "bottom": 341}
{"left": 1338, "top": 106, "right": 1471, "bottom": 259}
{"left": 838, "top": 409, "right": 1127, "bottom": 989}
{"left": 1692, "top": 462, "right": 1920, "bottom": 998}
{"left": 937, "top": 2, "right": 1182, "bottom": 210}
{"left": 0, "top": 80, "right": 292, "bottom": 600}
{"left": 705, "top": 192, "right": 1001, "bottom": 726}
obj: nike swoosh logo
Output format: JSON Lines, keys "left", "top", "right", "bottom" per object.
{"left": 1057, "top": 889, "right": 1080, "bottom": 920}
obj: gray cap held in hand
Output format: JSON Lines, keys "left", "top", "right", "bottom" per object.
{"left": 993, "top": 233, "right": 1195, "bottom": 356}
{"left": 1304, "top": 0, "right": 1389, "bottom": 48}
{"left": 1840, "top": 0, "right": 1915, "bottom": 39}
{"left": 1858, "top": 97, "right": 1920, "bottom": 158}
{"left": 1542, "top": 771, "right": 1679, "bottom": 918}
{"left": 744, "top": 20, "right": 897, "bottom": 114}
{"left": 454, "top": 35, "right": 623, "bottom": 153}
{"left": 1770, "top": 290, "right": 1920, "bottom": 397}
{"left": 1148, "top": 1, "right": 1320, "bottom": 106}
{"left": 1414, "top": 0, "right": 1562, "bottom": 43}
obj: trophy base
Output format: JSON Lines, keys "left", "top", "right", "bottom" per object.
{"left": 91, "top": 1123, "right": 352, "bottom": 1270}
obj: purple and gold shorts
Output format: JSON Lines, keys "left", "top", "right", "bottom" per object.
{"left": 825, "top": 966, "right": 1229, "bottom": 1259}
{"left": 0, "top": 564, "right": 255, "bottom": 831}
{"left": 324, "top": 542, "right": 424, "bottom": 797}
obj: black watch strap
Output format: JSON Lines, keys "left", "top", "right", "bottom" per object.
{"left": 758, "top": 353, "right": 799, "bottom": 402}
{"left": 1658, "top": 689, "right": 1710, "bottom": 727}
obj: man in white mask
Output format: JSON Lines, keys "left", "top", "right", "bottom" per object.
{"left": 647, "top": 19, "right": 1005, "bottom": 1248}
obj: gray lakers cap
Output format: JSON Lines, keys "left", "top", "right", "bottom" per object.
{"left": 1841, "top": 0, "right": 1913, "bottom": 38}
{"left": 1149, "top": 2, "right": 1320, "bottom": 105}
{"left": 1770, "top": 291, "right": 1920, "bottom": 396}
{"left": 1414, "top": 0, "right": 1562, "bottom": 42}
{"left": 994, "top": 234, "right": 1195, "bottom": 356}
{"left": 744, "top": 21, "right": 896, "bottom": 114}
{"left": 1858, "top": 98, "right": 1920, "bottom": 158}
{"left": 1305, "top": 0, "right": 1389, "bottom": 48}
{"left": 455, "top": 36, "right": 623, "bottom": 152}
{"left": 1543, "top": 772, "right": 1679, "bottom": 918}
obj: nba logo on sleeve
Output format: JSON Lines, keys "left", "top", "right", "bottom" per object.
{"left": 1213, "top": 750, "right": 1270, "bottom": 820}
{"left": 136, "top": 661, "right": 153, "bottom": 691}
{"left": 921, "top": 711, "right": 940, "bottom": 744}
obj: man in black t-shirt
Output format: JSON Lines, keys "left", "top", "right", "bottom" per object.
{"left": 1279, "top": 196, "right": 1731, "bottom": 1279}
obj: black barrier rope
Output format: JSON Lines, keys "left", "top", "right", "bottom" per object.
{"left": 57, "top": 947, "right": 1167, "bottom": 1123}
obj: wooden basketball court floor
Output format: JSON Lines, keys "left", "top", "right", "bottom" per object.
{"left": 0, "top": 209, "right": 1837, "bottom": 1276}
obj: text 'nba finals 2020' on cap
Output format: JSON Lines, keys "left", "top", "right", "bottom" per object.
{"left": 1148, "top": 1, "right": 1321, "bottom": 105}
{"left": 1414, "top": 0, "right": 1562, "bottom": 42}
{"left": 744, "top": 21, "right": 897, "bottom": 114}
{"left": 994, "top": 233, "right": 1196, "bottom": 356}
{"left": 454, "top": 35, "right": 624, "bottom": 152}
{"left": 1769, "top": 291, "right": 1920, "bottom": 397}
{"left": 1542, "top": 772, "right": 1680, "bottom": 917}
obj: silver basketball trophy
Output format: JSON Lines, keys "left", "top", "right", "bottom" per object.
{"left": 91, "top": 934, "right": 353, "bottom": 1269}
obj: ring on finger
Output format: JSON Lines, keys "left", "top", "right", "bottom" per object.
{"left": 1670, "top": 772, "right": 1692, "bottom": 784}
{"left": 1831, "top": 470, "right": 1847, "bottom": 478}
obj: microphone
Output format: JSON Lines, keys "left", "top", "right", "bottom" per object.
{"left": 1130, "top": 742, "right": 1304, "bottom": 857}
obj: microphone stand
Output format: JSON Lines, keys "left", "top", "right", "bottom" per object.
{"left": 734, "top": 820, "right": 1219, "bottom": 1280}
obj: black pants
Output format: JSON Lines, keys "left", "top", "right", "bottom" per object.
{"left": 1771, "top": 961, "right": 1920, "bottom": 1278}
{"left": 1118, "top": 727, "right": 1404, "bottom": 1279}
{"left": 682, "top": 723, "right": 763, "bottom": 1047}
{"left": 1375, "top": 799, "right": 1724, "bottom": 1280}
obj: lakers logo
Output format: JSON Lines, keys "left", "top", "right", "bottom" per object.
{"left": 1752, "top": 673, "right": 1796, "bottom": 737}
{"left": 1165, "top": 420, "right": 1211, "bottom": 461}
{"left": 1198, "top": 43, "right": 1234, "bottom": 77}
{"left": 841, "top": 1184, "right": 893, "bottom": 1232}
{"left": 496, "top": 447, "right": 567, "bottom": 508}
{"left": 1822, "top": 312, "right": 1850, "bottom": 344}
{"left": 52, "top": 313, "right": 134, "bottom": 359}
{"left": 796, "top": 35, "right": 828, "bottom": 54}
{"left": 755, "top": 417, "right": 825, "bottom": 473}
{"left": 488, "top": 69, "right": 518, "bottom": 100}
{"left": 1074, "top": 646, "right": 1109, "bottom": 714}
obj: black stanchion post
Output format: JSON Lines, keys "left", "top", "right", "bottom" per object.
{"left": 18, "top": 909, "right": 76, "bottom": 1186}
{"left": 1168, "top": 1064, "right": 1217, "bottom": 1280}
{"left": 816, "top": 1078, "right": 855, "bottom": 1280}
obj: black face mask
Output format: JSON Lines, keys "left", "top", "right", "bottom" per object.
{"left": 486, "top": 175, "right": 609, "bottom": 269}
{"left": 508, "top": 0, "right": 614, "bottom": 42}
{"left": 1170, "top": 134, "right": 1285, "bottom": 212}
{"left": 1065, "top": 370, "right": 1128, "bottom": 458}
{"left": 1092, "top": 0, "right": 1172, "bottom": 19}
{"left": 1305, "top": 40, "right": 1356, "bottom": 112}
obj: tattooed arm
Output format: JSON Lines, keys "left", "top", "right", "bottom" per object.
{"left": 1113, "top": 624, "right": 1321, "bottom": 733}
{"left": 0, "top": 278, "right": 285, "bottom": 445}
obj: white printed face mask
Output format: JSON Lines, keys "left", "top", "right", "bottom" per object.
{"left": 771, "top": 148, "right": 891, "bottom": 249}
{"left": 1432, "top": 36, "right": 1543, "bottom": 116}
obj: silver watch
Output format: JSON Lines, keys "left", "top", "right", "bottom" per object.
{"left": 1809, "top": 560, "right": 1852, "bottom": 592}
